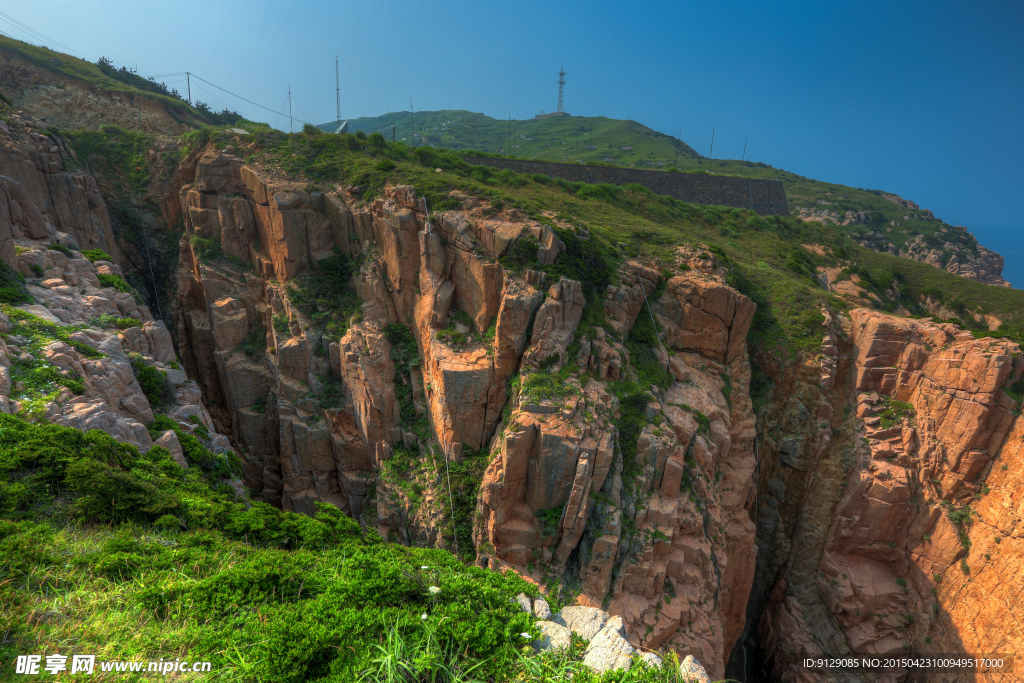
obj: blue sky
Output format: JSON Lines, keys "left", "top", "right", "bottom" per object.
{"left": 6, "top": 0, "right": 1023, "bottom": 285}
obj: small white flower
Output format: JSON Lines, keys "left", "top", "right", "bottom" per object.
{"left": 428, "top": 586, "right": 441, "bottom": 595}
{"left": 421, "top": 613, "right": 428, "bottom": 620}
{"left": 520, "top": 632, "right": 532, "bottom": 639}
{"left": 421, "top": 566, "right": 429, "bottom": 570}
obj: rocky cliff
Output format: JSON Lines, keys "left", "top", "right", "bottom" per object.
{"left": 0, "top": 111, "right": 238, "bottom": 498}
{"left": 159, "top": 141, "right": 765, "bottom": 678}
{"left": 746, "top": 310, "right": 1022, "bottom": 682}
{"left": 8, "top": 108, "right": 1023, "bottom": 682}
{"left": 0, "top": 48, "right": 192, "bottom": 135}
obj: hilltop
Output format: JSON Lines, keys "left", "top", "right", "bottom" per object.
{"left": 318, "top": 110, "right": 700, "bottom": 165}
{"left": 326, "top": 109, "right": 1010, "bottom": 287}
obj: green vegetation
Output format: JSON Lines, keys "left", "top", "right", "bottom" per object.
{"left": 273, "top": 314, "right": 291, "bottom": 335}
{"left": 386, "top": 323, "right": 425, "bottom": 434}
{"left": 878, "top": 398, "right": 915, "bottom": 429}
{"left": 88, "top": 314, "right": 141, "bottom": 329}
{"left": 191, "top": 235, "right": 252, "bottom": 272}
{"left": 321, "top": 109, "right": 995, "bottom": 278}
{"left": 1005, "top": 379, "right": 1024, "bottom": 403}
{"left": 0, "top": 35, "right": 232, "bottom": 126}
{"left": 288, "top": 250, "right": 362, "bottom": 339}
{"left": 520, "top": 366, "right": 576, "bottom": 403}
{"left": 0, "top": 259, "right": 32, "bottom": 304}
{"left": 96, "top": 272, "right": 143, "bottom": 303}
{"left": 46, "top": 243, "right": 74, "bottom": 258}
{"left": 316, "top": 110, "right": 699, "bottom": 166}
{"left": 625, "top": 308, "right": 671, "bottom": 389}
{"left": 128, "top": 352, "right": 173, "bottom": 410}
{"left": 62, "top": 125, "right": 151, "bottom": 191}
{"left": 610, "top": 381, "right": 653, "bottom": 480}
{"left": 0, "top": 410, "right": 555, "bottom": 682}
{"left": 238, "top": 326, "right": 268, "bottom": 358}
{"left": 190, "top": 235, "right": 222, "bottom": 261}
{"left": 81, "top": 249, "right": 114, "bottom": 263}
{"left": 534, "top": 504, "right": 566, "bottom": 537}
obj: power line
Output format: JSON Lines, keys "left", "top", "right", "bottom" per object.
{"left": 0, "top": 10, "right": 307, "bottom": 131}
{"left": 0, "top": 11, "right": 87, "bottom": 61}
{"left": 188, "top": 73, "right": 313, "bottom": 125}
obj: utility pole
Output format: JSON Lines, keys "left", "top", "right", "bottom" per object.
{"left": 392, "top": 125, "right": 396, "bottom": 143}
{"left": 410, "top": 99, "right": 414, "bottom": 147}
{"left": 288, "top": 84, "right": 293, "bottom": 133}
{"left": 707, "top": 129, "right": 715, "bottom": 173}
{"left": 186, "top": 72, "right": 191, "bottom": 105}
{"left": 741, "top": 133, "right": 748, "bottom": 176}
{"left": 507, "top": 112, "right": 511, "bottom": 156}
{"left": 335, "top": 56, "right": 341, "bottom": 126}
{"left": 674, "top": 126, "right": 681, "bottom": 167}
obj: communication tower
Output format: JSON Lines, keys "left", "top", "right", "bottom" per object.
{"left": 335, "top": 56, "right": 341, "bottom": 125}
{"left": 557, "top": 66, "right": 566, "bottom": 114}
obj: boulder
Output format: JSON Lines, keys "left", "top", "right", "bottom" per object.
{"left": 531, "top": 621, "right": 571, "bottom": 654}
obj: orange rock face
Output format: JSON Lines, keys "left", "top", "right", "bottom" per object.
{"left": 755, "top": 308, "right": 1023, "bottom": 682}
{"left": 169, "top": 140, "right": 761, "bottom": 678}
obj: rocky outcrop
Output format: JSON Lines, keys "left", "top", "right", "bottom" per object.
{"left": 520, "top": 596, "right": 712, "bottom": 680}
{"left": 165, "top": 139, "right": 762, "bottom": 677}
{"left": 747, "top": 309, "right": 1023, "bottom": 682}
{"left": 0, "top": 49, "right": 191, "bottom": 135}
{"left": 0, "top": 112, "right": 120, "bottom": 258}
{"left": 0, "top": 119, "right": 232, "bottom": 483}
{"left": 898, "top": 233, "right": 1010, "bottom": 288}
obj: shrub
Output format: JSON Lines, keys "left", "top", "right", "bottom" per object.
{"left": 89, "top": 314, "right": 140, "bottom": 329}
{"left": 47, "top": 243, "right": 74, "bottom": 257}
{"left": 0, "top": 260, "right": 32, "bottom": 304}
{"left": 96, "top": 272, "right": 143, "bottom": 303}
{"left": 287, "top": 250, "right": 362, "bottom": 339}
{"left": 238, "top": 326, "right": 267, "bottom": 358}
{"left": 190, "top": 235, "right": 223, "bottom": 262}
{"left": 81, "top": 249, "right": 114, "bottom": 262}
{"left": 128, "top": 352, "right": 172, "bottom": 409}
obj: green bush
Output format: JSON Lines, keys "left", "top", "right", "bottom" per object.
{"left": 288, "top": 250, "right": 362, "bottom": 338}
{"left": 128, "top": 352, "right": 172, "bottom": 409}
{"left": 190, "top": 235, "right": 223, "bottom": 262}
{"left": 47, "top": 243, "right": 74, "bottom": 257}
{"left": 0, "top": 260, "right": 32, "bottom": 304}
{"left": 81, "top": 249, "right": 114, "bottom": 262}
{"left": 89, "top": 314, "right": 140, "bottom": 329}
{"left": 238, "top": 326, "right": 267, "bottom": 358}
{"left": 96, "top": 272, "right": 143, "bottom": 303}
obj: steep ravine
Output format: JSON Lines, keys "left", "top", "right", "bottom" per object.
{"left": 27, "top": 120, "right": 1024, "bottom": 681}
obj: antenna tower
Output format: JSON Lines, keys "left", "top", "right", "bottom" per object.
{"left": 335, "top": 56, "right": 341, "bottom": 125}
{"left": 557, "top": 66, "right": 566, "bottom": 114}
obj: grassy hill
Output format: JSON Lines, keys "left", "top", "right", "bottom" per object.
{"left": 321, "top": 111, "right": 991, "bottom": 270}
{"left": 0, "top": 35, "right": 237, "bottom": 126}
{"left": 318, "top": 110, "right": 700, "bottom": 166}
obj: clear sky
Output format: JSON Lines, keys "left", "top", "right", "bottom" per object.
{"left": 5, "top": 0, "right": 1023, "bottom": 285}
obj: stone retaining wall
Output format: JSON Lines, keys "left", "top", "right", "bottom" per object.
{"left": 463, "top": 156, "right": 789, "bottom": 216}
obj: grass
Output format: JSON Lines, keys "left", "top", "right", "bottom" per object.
{"left": 287, "top": 250, "right": 362, "bottom": 339}
{"left": 201, "top": 126, "right": 1024, "bottom": 364}
{"left": 97, "top": 272, "right": 144, "bottom": 304}
{"left": 318, "top": 110, "right": 700, "bottom": 166}
{"left": 0, "top": 259, "right": 32, "bottom": 304}
{"left": 88, "top": 314, "right": 141, "bottom": 329}
{"left": 81, "top": 249, "right": 114, "bottom": 263}
{"left": 0, "top": 409, "right": 562, "bottom": 683}
{"left": 321, "top": 109, "right": 997, "bottom": 275}
{"left": 0, "top": 34, "right": 226, "bottom": 126}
